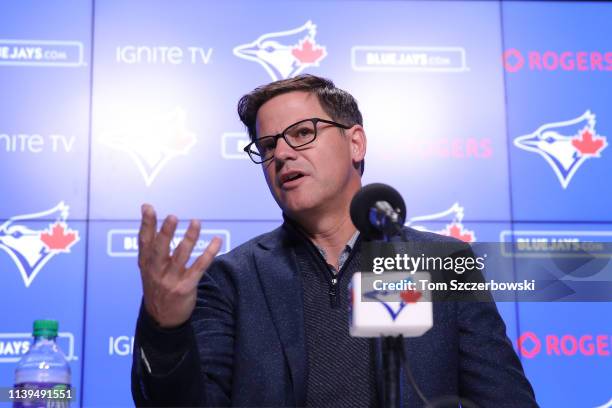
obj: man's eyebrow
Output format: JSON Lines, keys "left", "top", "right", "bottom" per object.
{"left": 258, "top": 126, "right": 284, "bottom": 139}
{"left": 256, "top": 131, "right": 276, "bottom": 139}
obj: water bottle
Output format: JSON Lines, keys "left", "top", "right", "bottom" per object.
{"left": 13, "top": 320, "right": 71, "bottom": 408}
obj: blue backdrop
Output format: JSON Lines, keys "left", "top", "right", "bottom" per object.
{"left": 0, "top": 1, "right": 610, "bottom": 407}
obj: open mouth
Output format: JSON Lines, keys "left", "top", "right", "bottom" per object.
{"left": 280, "top": 171, "right": 305, "bottom": 186}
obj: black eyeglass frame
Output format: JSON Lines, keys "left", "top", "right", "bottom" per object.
{"left": 243, "top": 117, "right": 352, "bottom": 164}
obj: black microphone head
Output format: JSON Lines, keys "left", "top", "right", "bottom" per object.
{"left": 350, "top": 183, "right": 406, "bottom": 240}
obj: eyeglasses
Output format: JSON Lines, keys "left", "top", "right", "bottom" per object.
{"left": 243, "top": 117, "right": 352, "bottom": 164}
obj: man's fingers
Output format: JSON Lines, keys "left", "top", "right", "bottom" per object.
{"left": 188, "top": 236, "right": 222, "bottom": 285}
{"left": 138, "top": 204, "right": 157, "bottom": 269}
{"left": 170, "top": 219, "right": 201, "bottom": 272}
{"left": 151, "top": 214, "right": 178, "bottom": 268}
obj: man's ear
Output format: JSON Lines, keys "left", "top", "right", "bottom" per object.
{"left": 348, "top": 125, "right": 367, "bottom": 164}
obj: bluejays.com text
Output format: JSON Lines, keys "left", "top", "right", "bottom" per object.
{"left": 372, "top": 254, "right": 486, "bottom": 275}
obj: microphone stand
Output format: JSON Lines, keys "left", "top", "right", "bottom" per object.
{"left": 381, "top": 335, "right": 403, "bottom": 408}
{"left": 377, "top": 222, "right": 404, "bottom": 408}
{"left": 372, "top": 210, "right": 478, "bottom": 408}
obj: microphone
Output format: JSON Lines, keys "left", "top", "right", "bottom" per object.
{"left": 350, "top": 183, "right": 407, "bottom": 240}
{"left": 349, "top": 184, "right": 471, "bottom": 408}
{"left": 349, "top": 184, "right": 432, "bottom": 337}
{"left": 349, "top": 183, "right": 433, "bottom": 337}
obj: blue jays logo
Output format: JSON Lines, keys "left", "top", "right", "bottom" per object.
{"left": 233, "top": 21, "right": 327, "bottom": 81}
{"left": 514, "top": 111, "right": 607, "bottom": 189}
{"left": 99, "top": 107, "right": 196, "bottom": 186}
{"left": 363, "top": 278, "right": 422, "bottom": 321}
{"left": 0, "top": 202, "right": 79, "bottom": 287}
{"left": 406, "top": 203, "right": 476, "bottom": 243}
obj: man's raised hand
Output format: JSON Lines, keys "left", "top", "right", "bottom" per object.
{"left": 138, "top": 204, "right": 222, "bottom": 328}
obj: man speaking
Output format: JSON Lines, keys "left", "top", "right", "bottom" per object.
{"left": 131, "top": 75, "right": 537, "bottom": 407}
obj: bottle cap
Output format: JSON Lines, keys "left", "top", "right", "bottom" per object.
{"left": 33, "top": 320, "right": 59, "bottom": 338}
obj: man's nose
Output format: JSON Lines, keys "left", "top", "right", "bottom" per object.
{"left": 274, "top": 137, "right": 297, "bottom": 161}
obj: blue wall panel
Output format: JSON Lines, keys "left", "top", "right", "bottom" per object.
{"left": 503, "top": 1, "right": 612, "bottom": 222}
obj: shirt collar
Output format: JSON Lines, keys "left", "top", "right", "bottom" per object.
{"left": 280, "top": 212, "right": 360, "bottom": 264}
{"left": 315, "top": 230, "right": 360, "bottom": 263}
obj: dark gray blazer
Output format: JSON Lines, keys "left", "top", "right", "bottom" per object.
{"left": 131, "top": 223, "right": 538, "bottom": 407}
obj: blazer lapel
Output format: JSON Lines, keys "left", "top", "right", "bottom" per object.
{"left": 254, "top": 227, "right": 307, "bottom": 406}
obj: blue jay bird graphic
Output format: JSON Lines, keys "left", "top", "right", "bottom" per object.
{"left": 514, "top": 111, "right": 607, "bottom": 189}
{"left": 233, "top": 21, "right": 327, "bottom": 81}
{"left": 0, "top": 202, "right": 79, "bottom": 287}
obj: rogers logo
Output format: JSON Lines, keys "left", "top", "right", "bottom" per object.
{"left": 504, "top": 49, "right": 612, "bottom": 72}
{"left": 379, "top": 137, "right": 493, "bottom": 161}
{"left": 517, "top": 331, "right": 611, "bottom": 358}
